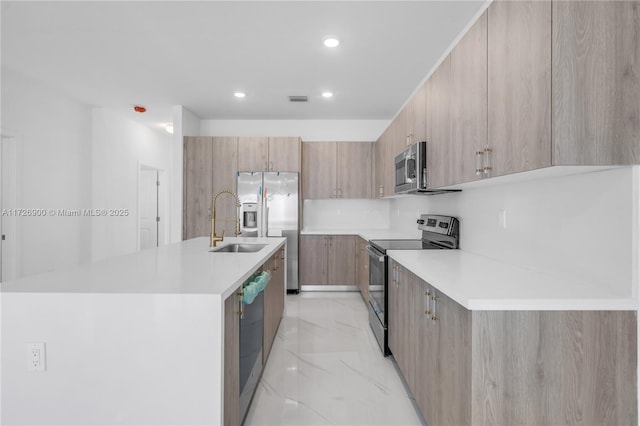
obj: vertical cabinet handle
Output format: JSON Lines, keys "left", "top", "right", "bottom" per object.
{"left": 431, "top": 292, "right": 439, "bottom": 323}
{"left": 270, "top": 161, "right": 274, "bottom": 171}
{"left": 475, "top": 151, "right": 484, "bottom": 176}
{"left": 378, "top": 185, "right": 384, "bottom": 197}
{"left": 483, "top": 147, "right": 492, "bottom": 176}
{"left": 237, "top": 291, "right": 244, "bottom": 318}
{"left": 425, "top": 290, "right": 432, "bottom": 316}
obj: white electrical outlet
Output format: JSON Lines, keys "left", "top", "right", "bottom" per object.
{"left": 498, "top": 209, "right": 507, "bottom": 229}
{"left": 27, "top": 342, "right": 46, "bottom": 372}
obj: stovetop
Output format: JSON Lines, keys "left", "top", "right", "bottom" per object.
{"left": 369, "top": 239, "right": 443, "bottom": 253}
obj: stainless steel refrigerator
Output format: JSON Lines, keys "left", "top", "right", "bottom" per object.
{"left": 237, "top": 172, "right": 299, "bottom": 292}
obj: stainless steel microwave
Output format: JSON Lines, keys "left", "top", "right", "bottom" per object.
{"left": 394, "top": 142, "right": 427, "bottom": 194}
{"left": 394, "top": 141, "right": 460, "bottom": 195}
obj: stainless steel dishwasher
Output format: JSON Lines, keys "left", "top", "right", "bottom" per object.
{"left": 239, "top": 290, "right": 263, "bottom": 423}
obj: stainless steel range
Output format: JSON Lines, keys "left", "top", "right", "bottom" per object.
{"left": 367, "top": 214, "right": 459, "bottom": 355}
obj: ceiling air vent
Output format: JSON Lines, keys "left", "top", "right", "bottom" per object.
{"left": 288, "top": 96, "right": 308, "bottom": 103}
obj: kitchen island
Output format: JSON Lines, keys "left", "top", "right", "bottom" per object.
{"left": 1, "top": 236, "right": 286, "bottom": 425}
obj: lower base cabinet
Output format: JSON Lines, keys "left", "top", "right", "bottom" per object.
{"left": 300, "top": 235, "right": 356, "bottom": 286}
{"left": 388, "top": 259, "right": 638, "bottom": 426}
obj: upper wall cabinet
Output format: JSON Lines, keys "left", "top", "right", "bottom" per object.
{"left": 268, "top": 137, "right": 301, "bottom": 171}
{"left": 553, "top": 1, "right": 640, "bottom": 164}
{"left": 408, "top": 83, "right": 427, "bottom": 145}
{"left": 237, "top": 137, "right": 268, "bottom": 172}
{"left": 426, "top": 55, "right": 452, "bottom": 189}
{"left": 183, "top": 136, "right": 238, "bottom": 240}
{"left": 302, "top": 142, "right": 373, "bottom": 199}
{"left": 450, "top": 10, "right": 488, "bottom": 185}
{"left": 488, "top": 0, "right": 552, "bottom": 177}
{"left": 237, "top": 136, "right": 301, "bottom": 172}
{"left": 183, "top": 137, "right": 214, "bottom": 240}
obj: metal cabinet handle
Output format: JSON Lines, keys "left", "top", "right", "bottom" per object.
{"left": 475, "top": 150, "right": 484, "bottom": 176}
{"left": 270, "top": 161, "right": 274, "bottom": 171}
{"left": 237, "top": 291, "right": 244, "bottom": 318}
{"left": 425, "top": 290, "right": 432, "bottom": 316}
{"left": 431, "top": 292, "right": 439, "bottom": 323}
{"left": 483, "top": 147, "right": 492, "bottom": 175}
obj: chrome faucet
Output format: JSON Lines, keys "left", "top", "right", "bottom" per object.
{"left": 211, "top": 189, "right": 241, "bottom": 247}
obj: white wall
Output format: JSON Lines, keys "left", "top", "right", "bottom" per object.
{"left": 303, "top": 199, "right": 390, "bottom": 230}
{"left": 0, "top": 68, "right": 92, "bottom": 278}
{"left": 170, "top": 106, "right": 201, "bottom": 243}
{"left": 91, "top": 109, "right": 173, "bottom": 261}
{"left": 201, "top": 119, "right": 388, "bottom": 142}
{"left": 389, "top": 168, "right": 638, "bottom": 297}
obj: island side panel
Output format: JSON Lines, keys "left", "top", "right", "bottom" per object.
{"left": 1, "top": 292, "right": 222, "bottom": 425}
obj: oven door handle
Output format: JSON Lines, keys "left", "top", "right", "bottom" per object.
{"left": 366, "top": 245, "right": 385, "bottom": 263}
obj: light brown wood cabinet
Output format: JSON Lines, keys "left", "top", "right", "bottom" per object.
{"left": 552, "top": 1, "right": 640, "bottom": 165}
{"left": 183, "top": 136, "right": 238, "bottom": 239}
{"left": 183, "top": 137, "right": 214, "bottom": 240}
{"left": 374, "top": 127, "right": 393, "bottom": 198}
{"left": 302, "top": 142, "right": 373, "bottom": 199}
{"left": 356, "top": 237, "right": 369, "bottom": 302}
{"left": 388, "top": 259, "right": 637, "bottom": 426}
{"left": 425, "top": 55, "right": 452, "bottom": 189}
{"left": 488, "top": 0, "right": 552, "bottom": 178}
{"left": 387, "top": 260, "right": 418, "bottom": 392}
{"left": 223, "top": 290, "right": 240, "bottom": 426}
{"left": 237, "top": 136, "right": 301, "bottom": 172}
{"left": 449, "top": 10, "right": 488, "bottom": 185}
{"left": 299, "top": 235, "right": 356, "bottom": 286}
{"left": 263, "top": 247, "right": 285, "bottom": 363}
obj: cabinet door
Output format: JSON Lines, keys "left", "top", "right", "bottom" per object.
{"left": 426, "top": 56, "right": 452, "bottom": 189}
{"left": 553, "top": 1, "right": 640, "bottom": 165}
{"left": 394, "top": 105, "right": 410, "bottom": 154}
{"left": 488, "top": 0, "right": 552, "bottom": 177}
{"left": 301, "top": 142, "right": 337, "bottom": 199}
{"left": 415, "top": 281, "right": 440, "bottom": 426}
{"left": 223, "top": 291, "right": 240, "bottom": 426}
{"left": 183, "top": 137, "right": 213, "bottom": 239}
{"left": 299, "top": 235, "right": 328, "bottom": 285}
{"left": 388, "top": 263, "right": 417, "bottom": 392}
{"left": 436, "top": 290, "right": 472, "bottom": 426}
{"left": 337, "top": 142, "right": 373, "bottom": 199}
{"left": 327, "top": 236, "right": 356, "bottom": 285}
{"left": 408, "top": 83, "right": 427, "bottom": 143}
{"left": 268, "top": 137, "right": 301, "bottom": 172}
{"left": 375, "top": 129, "right": 389, "bottom": 198}
{"left": 237, "top": 137, "right": 268, "bottom": 172}
{"left": 450, "top": 11, "right": 488, "bottom": 185}
{"left": 212, "top": 137, "right": 239, "bottom": 237}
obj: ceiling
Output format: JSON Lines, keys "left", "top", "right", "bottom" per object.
{"left": 1, "top": 1, "right": 487, "bottom": 128}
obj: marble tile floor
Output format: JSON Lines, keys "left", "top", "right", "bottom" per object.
{"left": 244, "top": 292, "right": 424, "bottom": 426}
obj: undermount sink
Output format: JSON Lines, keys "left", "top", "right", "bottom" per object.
{"left": 209, "top": 243, "right": 267, "bottom": 253}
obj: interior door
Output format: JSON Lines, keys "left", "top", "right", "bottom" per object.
{"left": 139, "top": 168, "right": 158, "bottom": 250}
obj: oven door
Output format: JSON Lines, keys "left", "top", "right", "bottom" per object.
{"left": 366, "top": 245, "right": 387, "bottom": 326}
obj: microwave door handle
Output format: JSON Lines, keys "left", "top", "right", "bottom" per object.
{"left": 405, "top": 156, "right": 410, "bottom": 182}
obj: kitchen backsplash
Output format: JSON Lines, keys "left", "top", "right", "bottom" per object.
{"left": 389, "top": 167, "right": 638, "bottom": 298}
{"left": 303, "top": 199, "right": 390, "bottom": 230}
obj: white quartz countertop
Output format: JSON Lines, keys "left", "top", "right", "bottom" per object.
{"left": 1, "top": 237, "right": 285, "bottom": 299}
{"left": 301, "top": 228, "right": 419, "bottom": 241}
{"left": 388, "top": 250, "right": 638, "bottom": 311}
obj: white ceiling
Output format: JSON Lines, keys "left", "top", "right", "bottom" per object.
{"left": 2, "top": 1, "right": 487, "bottom": 128}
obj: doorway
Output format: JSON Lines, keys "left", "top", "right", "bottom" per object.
{"left": 0, "top": 134, "right": 18, "bottom": 282}
{"left": 138, "top": 164, "right": 165, "bottom": 251}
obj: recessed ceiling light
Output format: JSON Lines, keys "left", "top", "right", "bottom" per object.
{"left": 323, "top": 37, "right": 340, "bottom": 48}
{"left": 322, "top": 92, "right": 333, "bottom": 98}
{"left": 165, "top": 124, "right": 174, "bottom": 134}
{"left": 234, "top": 92, "right": 246, "bottom": 98}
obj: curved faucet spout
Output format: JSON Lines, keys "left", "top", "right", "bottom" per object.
{"left": 211, "top": 189, "right": 241, "bottom": 247}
